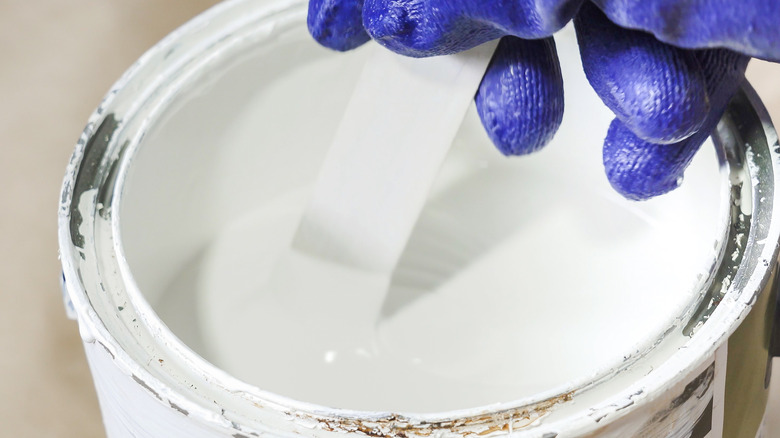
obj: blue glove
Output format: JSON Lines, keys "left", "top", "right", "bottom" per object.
{"left": 309, "top": 0, "right": 575, "bottom": 157}
{"left": 308, "top": 0, "right": 779, "bottom": 200}
{"left": 575, "top": 2, "right": 753, "bottom": 199}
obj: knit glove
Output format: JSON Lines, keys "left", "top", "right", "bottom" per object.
{"left": 308, "top": 0, "right": 779, "bottom": 200}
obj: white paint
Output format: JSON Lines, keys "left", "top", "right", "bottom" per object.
{"left": 255, "top": 41, "right": 496, "bottom": 372}
{"left": 180, "top": 141, "right": 721, "bottom": 413}
{"left": 123, "top": 23, "right": 724, "bottom": 412}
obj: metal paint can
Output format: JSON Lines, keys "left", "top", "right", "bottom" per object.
{"left": 58, "top": 0, "right": 780, "bottom": 436}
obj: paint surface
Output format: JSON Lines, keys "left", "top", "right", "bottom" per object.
{"left": 120, "top": 25, "right": 724, "bottom": 413}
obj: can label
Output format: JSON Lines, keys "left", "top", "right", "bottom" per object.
{"left": 697, "top": 344, "right": 727, "bottom": 438}
{"left": 651, "top": 344, "right": 727, "bottom": 438}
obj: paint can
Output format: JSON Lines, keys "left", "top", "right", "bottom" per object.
{"left": 58, "top": 0, "right": 780, "bottom": 436}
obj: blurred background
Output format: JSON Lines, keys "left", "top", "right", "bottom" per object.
{"left": 0, "top": 1, "right": 778, "bottom": 436}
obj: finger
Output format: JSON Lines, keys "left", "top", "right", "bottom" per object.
{"left": 603, "top": 119, "right": 703, "bottom": 200}
{"left": 362, "top": 0, "right": 584, "bottom": 57}
{"left": 603, "top": 49, "right": 750, "bottom": 200}
{"left": 593, "top": 0, "right": 780, "bottom": 62}
{"left": 475, "top": 36, "right": 564, "bottom": 156}
{"left": 575, "top": 1, "right": 710, "bottom": 145}
{"left": 308, "top": 0, "right": 371, "bottom": 51}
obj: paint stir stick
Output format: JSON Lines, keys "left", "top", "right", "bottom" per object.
{"left": 293, "top": 41, "right": 498, "bottom": 274}
{"left": 259, "top": 41, "right": 497, "bottom": 363}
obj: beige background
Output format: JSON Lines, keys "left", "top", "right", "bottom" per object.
{"left": 0, "top": 2, "right": 778, "bottom": 437}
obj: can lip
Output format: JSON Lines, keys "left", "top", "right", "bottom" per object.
{"left": 57, "top": 0, "right": 780, "bottom": 435}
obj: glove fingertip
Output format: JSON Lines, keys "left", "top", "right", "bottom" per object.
{"left": 575, "top": 2, "right": 711, "bottom": 145}
{"left": 488, "top": 0, "right": 585, "bottom": 39}
{"left": 603, "top": 119, "right": 705, "bottom": 201}
{"left": 363, "top": 0, "right": 503, "bottom": 56}
{"left": 605, "top": 49, "right": 750, "bottom": 201}
{"left": 362, "top": 0, "right": 584, "bottom": 57}
{"left": 308, "top": 0, "right": 370, "bottom": 51}
{"left": 476, "top": 36, "right": 564, "bottom": 156}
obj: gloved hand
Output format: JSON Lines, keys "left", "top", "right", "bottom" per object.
{"left": 307, "top": 0, "right": 780, "bottom": 200}
{"left": 309, "top": 0, "right": 575, "bottom": 158}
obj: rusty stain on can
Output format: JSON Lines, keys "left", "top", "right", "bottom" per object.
{"left": 294, "top": 392, "right": 574, "bottom": 438}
